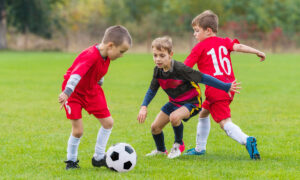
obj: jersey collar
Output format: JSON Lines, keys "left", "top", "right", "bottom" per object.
{"left": 96, "top": 44, "right": 108, "bottom": 61}
{"left": 170, "top": 59, "right": 175, "bottom": 72}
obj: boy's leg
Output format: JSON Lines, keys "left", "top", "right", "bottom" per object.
{"left": 147, "top": 111, "right": 170, "bottom": 155}
{"left": 169, "top": 106, "right": 190, "bottom": 144}
{"left": 67, "top": 119, "right": 83, "bottom": 161}
{"left": 196, "top": 108, "right": 210, "bottom": 152}
{"left": 220, "top": 118, "right": 260, "bottom": 159}
{"left": 65, "top": 119, "right": 83, "bottom": 170}
{"left": 211, "top": 101, "right": 260, "bottom": 159}
{"left": 167, "top": 106, "right": 190, "bottom": 158}
{"left": 185, "top": 102, "right": 210, "bottom": 155}
{"left": 219, "top": 118, "right": 248, "bottom": 145}
{"left": 84, "top": 88, "right": 113, "bottom": 165}
{"left": 93, "top": 116, "right": 113, "bottom": 163}
{"left": 208, "top": 100, "right": 248, "bottom": 145}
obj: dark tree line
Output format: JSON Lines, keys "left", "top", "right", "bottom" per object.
{"left": 1, "top": 0, "right": 299, "bottom": 50}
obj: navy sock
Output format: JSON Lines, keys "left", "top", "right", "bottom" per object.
{"left": 152, "top": 132, "right": 166, "bottom": 152}
{"left": 172, "top": 122, "right": 184, "bottom": 145}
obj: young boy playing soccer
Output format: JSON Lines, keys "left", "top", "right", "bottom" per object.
{"left": 183, "top": 10, "right": 265, "bottom": 160}
{"left": 58, "top": 25, "right": 132, "bottom": 170}
{"left": 137, "top": 36, "right": 241, "bottom": 159}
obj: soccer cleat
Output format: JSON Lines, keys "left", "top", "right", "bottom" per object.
{"left": 145, "top": 149, "right": 168, "bottom": 156}
{"left": 167, "top": 142, "right": 185, "bottom": 159}
{"left": 183, "top": 148, "right": 206, "bottom": 155}
{"left": 92, "top": 155, "right": 108, "bottom": 168}
{"left": 64, "top": 160, "right": 80, "bottom": 170}
{"left": 246, "top": 136, "right": 261, "bottom": 160}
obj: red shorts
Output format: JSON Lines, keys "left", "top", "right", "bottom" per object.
{"left": 63, "top": 88, "right": 111, "bottom": 120}
{"left": 202, "top": 99, "right": 232, "bottom": 123}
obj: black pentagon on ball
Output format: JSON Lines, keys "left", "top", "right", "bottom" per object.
{"left": 125, "top": 146, "right": 134, "bottom": 154}
{"left": 110, "top": 151, "right": 119, "bottom": 161}
{"left": 123, "top": 161, "right": 132, "bottom": 170}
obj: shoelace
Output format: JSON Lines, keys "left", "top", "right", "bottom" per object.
{"left": 65, "top": 160, "right": 79, "bottom": 167}
{"left": 170, "top": 145, "right": 179, "bottom": 153}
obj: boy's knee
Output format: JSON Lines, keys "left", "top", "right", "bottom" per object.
{"left": 169, "top": 113, "right": 180, "bottom": 126}
{"left": 219, "top": 118, "right": 231, "bottom": 129}
{"left": 102, "top": 117, "right": 114, "bottom": 129}
{"left": 151, "top": 123, "right": 161, "bottom": 134}
{"left": 199, "top": 108, "right": 210, "bottom": 118}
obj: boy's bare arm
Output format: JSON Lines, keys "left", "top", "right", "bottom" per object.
{"left": 233, "top": 43, "right": 266, "bottom": 61}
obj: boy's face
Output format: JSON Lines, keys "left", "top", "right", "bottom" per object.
{"left": 152, "top": 47, "right": 173, "bottom": 69}
{"left": 107, "top": 42, "right": 130, "bottom": 60}
{"left": 193, "top": 26, "right": 209, "bottom": 42}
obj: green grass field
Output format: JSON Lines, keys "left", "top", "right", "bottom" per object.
{"left": 0, "top": 51, "right": 299, "bottom": 179}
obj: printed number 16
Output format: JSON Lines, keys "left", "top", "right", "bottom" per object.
{"left": 207, "top": 46, "right": 231, "bottom": 76}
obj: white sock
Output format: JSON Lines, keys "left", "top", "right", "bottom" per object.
{"left": 93, "top": 127, "right": 112, "bottom": 161}
{"left": 223, "top": 122, "right": 248, "bottom": 145}
{"left": 195, "top": 117, "right": 210, "bottom": 152}
{"left": 67, "top": 135, "right": 81, "bottom": 162}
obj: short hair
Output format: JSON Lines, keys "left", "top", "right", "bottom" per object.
{"left": 151, "top": 36, "right": 173, "bottom": 54}
{"left": 102, "top": 25, "right": 132, "bottom": 46}
{"left": 192, "top": 10, "right": 218, "bottom": 33}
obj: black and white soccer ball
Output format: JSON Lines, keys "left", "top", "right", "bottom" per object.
{"left": 106, "top": 143, "right": 137, "bottom": 172}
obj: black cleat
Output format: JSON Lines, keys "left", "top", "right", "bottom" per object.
{"left": 92, "top": 155, "right": 108, "bottom": 168}
{"left": 64, "top": 160, "right": 80, "bottom": 170}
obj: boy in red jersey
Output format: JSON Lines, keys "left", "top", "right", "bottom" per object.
{"left": 137, "top": 36, "right": 241, "bottom": 159}
{"left": 58, "top": 25, "right": 132, "bottom": 170}
{"left": 184, "top": 10, "right": 265, "bottom": 160}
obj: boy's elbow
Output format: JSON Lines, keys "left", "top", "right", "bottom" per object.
{"left": 233, "top": 44, "right": 242, "bottom": 51}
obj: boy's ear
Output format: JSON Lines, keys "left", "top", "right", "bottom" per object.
{"left": 106, "top": 42, "right": 115, "bottom": 48}
{"left": 170, "top": 51, "right": 174, "bottom": 56}
{"left": 205, "top": 27, "right": 213, "bottom": 34}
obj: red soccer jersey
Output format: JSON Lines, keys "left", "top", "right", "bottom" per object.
{"left": 184, "top": 36, "right": 239, "bottom": 101}
{"left": 62, "top": 45, "right": 110, "bottom": 96}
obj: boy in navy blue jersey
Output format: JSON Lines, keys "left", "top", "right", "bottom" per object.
{"left": 137, "top": 36, "right": 241, "bottom": 159}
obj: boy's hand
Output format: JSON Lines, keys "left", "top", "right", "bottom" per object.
{"left": 58, "top": 92, "right": 69, "bottom": 110}
{"left": 137, "top": 106, "right": 147, "bottom": 124}
{"left": 257, "top": 51, "right": 266, "bottom": 62}
{"left": 228, "top": 80, "right": 241, "bottom": 97}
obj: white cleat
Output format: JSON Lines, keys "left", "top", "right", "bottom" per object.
{"left": 146, "top": 149, "right": 168, "bottom": 156}
{"left": 167, "top": 143, "right": 184, "bottom": 159}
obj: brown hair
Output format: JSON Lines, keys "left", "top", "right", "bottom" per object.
{"left": 102, "top": 25, "right": 132, "bottom": 46}
{"left": 151, "top": 36, "right": 173, "bottom": 54}
{"left": 192, "top": 10, "right": 218, "bottom": 33}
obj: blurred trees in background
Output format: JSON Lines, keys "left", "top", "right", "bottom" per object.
{"left": 1, "top": 0, "right": 299, "bottom": 52}
{"left": 0, "top": 0, "right": 6, "bottom": 49}
{"left": 4, "top": 0, "right": 63, "bottom": 49}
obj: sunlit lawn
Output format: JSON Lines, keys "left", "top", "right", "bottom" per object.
{"left": 0, "top": 51, "right": 299, "bottom": 179}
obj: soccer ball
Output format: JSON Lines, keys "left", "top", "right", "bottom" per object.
{"left": 106, "top": 143, "right": 137, "bottom": 172}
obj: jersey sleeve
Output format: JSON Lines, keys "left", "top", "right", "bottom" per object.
{"left": 177, "top": 62, "right": 203, "bottom": 83}
{"left": 224, "top": 37, "right": 240, "bottom": 52}
{"left": 142, "top": 68, "right": 160, "bottom": 107}
{"left": 179, "top": 62, "right": 231, "bottom": 92}
{"left": 184, "top": 45, "right": 202, "bottom": 68}
{"left": 201, "top": 74, "right": 231, "bottom": 92}
{"left": 149, "top": 67, "right": 160, "bottom": 91}
{"left": 71, "top": 53, "right": 97, "bottom": 77}
{"left": 141, "top": 88, "right": 157, "bottom": 107}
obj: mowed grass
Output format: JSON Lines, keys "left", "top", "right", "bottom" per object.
{"left": 0, "top": 51, "right": 299, "bottom": 179}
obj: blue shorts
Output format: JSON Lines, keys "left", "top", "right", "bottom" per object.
{"left": 161, "top": 102, "right": 200, "bottom": 122}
